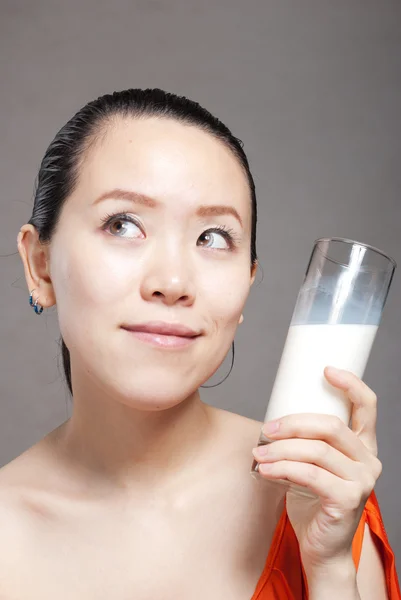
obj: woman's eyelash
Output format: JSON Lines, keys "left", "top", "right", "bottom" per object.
{"left": 204, "top": 224, "right": 240, "bottom": 247}
{"left": 100, "top": 212, "right": 241, "bottom": 248}
{"left": 100, "top": 211, "right": 141, "bottom": 230}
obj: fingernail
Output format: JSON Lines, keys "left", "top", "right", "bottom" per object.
{"left": 326, "top": 366, "right": 346, "bottom": 381}
{"left": 259, "top": 463, "right": 273, "bottom": 473}
{"left": 253, "top": 445, "right": 268, "bottom": 456}
{"left": 327, "top": 366, "right": 341, "bottom": 374}
{"left": 263, "top": 420, "right": 280, "bottom": 435}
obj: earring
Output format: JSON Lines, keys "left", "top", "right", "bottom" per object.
{"left": 29, "top": 289, "right": 44, "bottom": 315}
{"left": 201, "top": 341, "right": 235, "bottom": 388}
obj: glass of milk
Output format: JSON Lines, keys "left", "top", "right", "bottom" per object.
{"left": 250, "top": 237, "right": 397, "bottom": 497}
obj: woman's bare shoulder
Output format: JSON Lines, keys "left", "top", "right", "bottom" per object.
{"left": 0, "top": 434, "right": 67, "bottom": 571}
{"left": 0, "top": 459, "right": 35, "bottom": 581}
{"left": 0, "top": 430, "right": 66, "bottom": 523}
{"left": 208, "top": 405, "right": 264, "bottom": 449}
{"left": 0, "top": 432, "right": 52, "bottom": 489}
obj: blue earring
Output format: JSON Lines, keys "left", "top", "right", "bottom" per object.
{"left": 29, "top": 289, "right": 44, "bottom": 315}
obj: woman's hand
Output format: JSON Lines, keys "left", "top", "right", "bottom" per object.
{"left": 252, "top": 366, "right": 383, "bottom": 570}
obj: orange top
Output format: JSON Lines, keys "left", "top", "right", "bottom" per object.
{"left": 250, "top": 489, "right": 401, "bottom": 599}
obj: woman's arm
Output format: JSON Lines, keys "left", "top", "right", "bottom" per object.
{"left": 305, "top": 528, "right": 389, "bottom": 600}
{"left": 305, "top": 555, "right": 360, "bottom": 600}
{"left": 356, "top": 524, "right": 389, "bottom": 600}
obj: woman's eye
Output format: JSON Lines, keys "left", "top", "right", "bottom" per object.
{"left": 102, "top": 214, "right": 142, "bottom": 239}
{"left": 101, "top": 214, "right": 237, "bottom": 249}
{"left": 197, "top": 228, "right": 234, "bottom": 250}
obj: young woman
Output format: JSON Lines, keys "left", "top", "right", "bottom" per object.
{"left": 1, "top": 88, "right": 399, "bottom": 598}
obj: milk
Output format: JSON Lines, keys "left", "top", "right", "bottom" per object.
{"left": 264, "top": 323, "right": 378, "bottom": 425}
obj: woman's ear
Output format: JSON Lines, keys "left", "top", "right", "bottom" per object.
{"left": 239, "top": 314, "right": 244, "bottom": 325}
{"left": 17, "top": 224, "right": 56, "bottom": 308}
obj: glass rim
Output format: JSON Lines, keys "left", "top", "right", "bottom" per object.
{"left": 315, "top": 237, "right": 397, "bottom": 270}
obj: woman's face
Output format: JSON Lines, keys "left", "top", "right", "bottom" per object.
{"left": 48, "top": 116, "right": 256, "bottom": 407}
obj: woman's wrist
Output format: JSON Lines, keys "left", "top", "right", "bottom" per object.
{"left": 303, "top": 555, "right": 361, "bottom": 600}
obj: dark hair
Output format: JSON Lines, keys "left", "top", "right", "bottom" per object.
{"left": 28, "top": 88, "right": 258, "bottom": 395}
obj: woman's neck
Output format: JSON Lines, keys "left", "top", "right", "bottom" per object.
{"left": 54, "top": 378, "right": 218, "bottom": 498}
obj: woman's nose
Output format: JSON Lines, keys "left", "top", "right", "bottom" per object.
{"left": 140, "top": 256, "right": 196, "bottom": 307}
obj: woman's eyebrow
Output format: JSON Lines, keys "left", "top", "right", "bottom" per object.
{"left": 93, "top": 188, "right": 243, "bottom": 227}
{"left": 93, "top": 188, "right": 158, "bottom": 208}
{"left": 197, "top": 205, "right": 243, "bottom": 227}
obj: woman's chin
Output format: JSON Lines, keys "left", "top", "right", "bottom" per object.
{"left": 109, "top": 381, "right": 199, "bottom": 410}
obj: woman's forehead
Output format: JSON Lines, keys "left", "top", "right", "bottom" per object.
{"left": 78, "top": 116, "right": 250, "bottom": 204}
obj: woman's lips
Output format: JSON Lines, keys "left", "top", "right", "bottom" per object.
{"left": 123, "top": 329, "right": 199, "bottom": 348}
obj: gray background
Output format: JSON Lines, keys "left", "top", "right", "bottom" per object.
{"left": 1, "top": 0, "right": 400, "bottom": 568}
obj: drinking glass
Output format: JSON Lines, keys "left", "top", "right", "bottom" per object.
{"left": 250, "top": 237, "right": 397, "bottom": 497}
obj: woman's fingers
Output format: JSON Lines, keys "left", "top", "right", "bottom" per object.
{"left": 261, "top": 413, "right": 370, "bottom": 463}
{"left": 252, "top": 438, "right": 364, "bottom": 482}
{"left": 255, "top": 459, "right": 374, "bottom": 507}
{"left": 323, "top": 367, "right": 379, "bottom": 457}
{"left": 252, "top": 369, "right": 383, "bottom": 501}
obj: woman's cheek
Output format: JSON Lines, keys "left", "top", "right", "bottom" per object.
{"left": 69, "top": 243, "right": 134, "bottom": 305}
{"left": 203, "top": 271, "right": 249, "bottom": 326}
